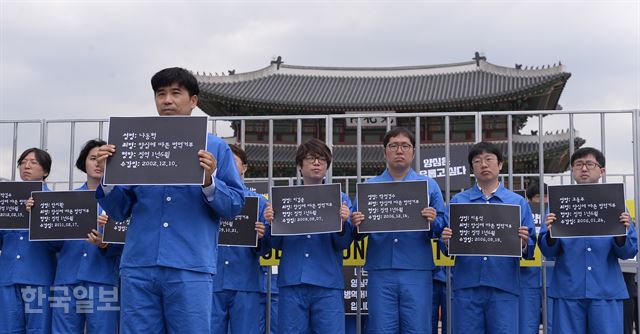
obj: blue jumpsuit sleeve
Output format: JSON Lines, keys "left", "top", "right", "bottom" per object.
{"left": 332, "top": 193, "right": 354, "bottom": 249}
{"left": 95, "top": 185, "right": 135, "bottom": 222}
{"left": 255, "top": 195, "right": 272, "bottom": 257}
{"left": 428, "top": 178, "right": 447, "bottom": 239}
{"left": 539, "top": 219, "right": 562, "bottom": 258}
{"left": 612, "top": 219, "right": 638, "bottom": 260}
{"left": 204, "top": 136, "right": 245, "bottom": 220}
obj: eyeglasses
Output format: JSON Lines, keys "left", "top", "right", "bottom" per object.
{"left": 572, "top": 161, "right": 601, "bottom": 170}
{"left": 19, "top": 159, "right": 40, "bottom": 167}
{"left": 386, "top": 143, "right": 414, "bottom": 152}
{"left": 471, "top": 157, "right": 498, "bottom": 166}
{"left": 303, "top": 155, "right": 327, "bottom": 164}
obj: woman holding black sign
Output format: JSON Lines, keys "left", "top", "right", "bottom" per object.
{"left": 211, "top": 144, "right": 271, "bottom": 333}
{"left": 0, "top": 148, "right": 57, "bottom": 334}
{"left": 264, "top": 138, "right": 353, "bottom": 334}
{"left": 45, "top": 139, "right": 121, "bottom": 334}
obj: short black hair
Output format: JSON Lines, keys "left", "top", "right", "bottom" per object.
{"left": 468, "top": 141, "right": 504, "bottom": 168}
{"left": 17, "top": 148, "right": 52, "bottom": 180}
{"left": 383, "top": 127, "right": 416, "bottom": 148}
{"left": 151, "top": 67, "right": 200, "bottom": 97}
{"left": 526, "top": 181, "right": 548, "bottom": 200}
{"left": 76, "top": 139, "right": 107, "bottom": 173}
{"left": 295, "top": 138, "right": 332, "bottom": 168}
{"left": 570, "top": 147, "right": 605, "bottom": 168}
{"left": 229, "top": 144, "right": 247, "bottom": 165}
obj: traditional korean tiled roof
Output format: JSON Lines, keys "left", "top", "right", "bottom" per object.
{"left": 194, "top": 54, "right": 570, "bottom": 115}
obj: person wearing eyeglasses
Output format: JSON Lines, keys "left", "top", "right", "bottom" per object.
{"left": 264, "top": 138, "right": 353, "bottom": 334}
{"left": 440, "top": 141, "right": 536, "bottom": 334}
{"left": 0, "top": 148, "right": 57, "bottom": 334}
{"left": 350, "top": 127, "right": 447, "bottom": 334}
{"left": 539, "top": 147, "right": 637, "bottom": 334}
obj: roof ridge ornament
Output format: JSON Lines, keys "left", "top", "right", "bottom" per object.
{"left": 271, "top": 56, "right": 284, "bottom": 70}
{"left": 473, "top": 51, "right": 486, "bottom": 67}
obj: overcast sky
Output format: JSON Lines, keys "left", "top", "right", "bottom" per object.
{"left": 0, "top": 0, "right": 638, "bottom": 192}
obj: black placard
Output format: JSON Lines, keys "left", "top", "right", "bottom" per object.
{"left": 356, "top": 181, "right": 429, "bottom": 233}
{"left": 102, "top": 216, "right": 130, "bottom": 244}
{"left": 548, "top": 183, "right": 626, "bottom": 238}
{"left": 419, "top": 145, "right": 470, "bottom": 191}
{"left": 0, "top": 181, "right": 42, "bottom": 230}
{"left": 343, "top": 266, "right": 368, "bottom": 315}
{"left": 271, "top": 183, "right": 342, "bottom": 236}
{"left": 29, "top": 191, "right": 98, "bottom": 241}
{"left": 449, "top": 203, "right": 522, "bottom": 257}
{"left": 104, "top": 116, "right": 207, "bottom": 185}
{"left": 245, "top": 181, "right": 270, "bottom": 198}
{"left": 219, "top": 196, "right": 260, "bottom": 247}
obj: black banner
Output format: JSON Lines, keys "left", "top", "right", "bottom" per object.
{"left": 104, "top": 116, "right": 207, "bottom": 185}
{"left": 419, "top": 145, "right": 470, "bottom": 191}
{"left": 356, "top": 181, "right": 429, "bottom": 233}
{"left": 102, "top": 216, "right": 130, "bottom": 244}
{"left": 449, "top": 203, "right": 522, "bottom": 257}
{"left": 219, "top": 196, "right": 260, "bottom": 247}
{"left": 343, "top": 266, "right": 368, "bottom": 315}
{"left": 0, "top": 181, "right": 42, "bottom": 230}
{"left": 548, "top": 183, "right": 626, "bottom": 238}
{"left": 271, "top": 184, "right": 342, "bottom": 236}
{"left": 29, "top": 191, "right": 98, "bottom": 241}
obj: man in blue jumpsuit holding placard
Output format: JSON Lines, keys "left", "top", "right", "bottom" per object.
{"left": 441, "top": 141, "right": 536, "bottom": 334}
{"left": 351, "top": 127, "right": 446, "bottom": 334}
{"left": 96, "top": 67, "right": 245, "bottom": 333}
{"left": 265, "top": 138, "right": 353, "bottom": 334}
{"left": 540, "top": 147, "right": 637, "bottom": 334}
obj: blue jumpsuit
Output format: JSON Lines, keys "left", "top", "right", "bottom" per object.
{"left": 448, "top": 184, "right": 536, "bottom": 334}
{"left": 50, "top": 183, "right": 120, "bottom": 334}
{"left": 0, "top": 184, "right": 57, "bottom": 334}
{"left": 539, "top": 213, "right": 638, "bottom": 334}
{"left": 96, "top": 134, "right": 244, "bottom": 334}
{"left": 211, "top": 187, "right": 271, "bottom": 333}
{"left": 272, "top": 192, "right": 353, "bottom": 334}
{"left": 355, "top": 169, "right": 446, "bottom": 334}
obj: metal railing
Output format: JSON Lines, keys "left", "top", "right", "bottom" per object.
{"left": 1, "top": 109, "right": 639, "bottom": 334}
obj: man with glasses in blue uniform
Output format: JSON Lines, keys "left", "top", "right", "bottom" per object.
{"left": 540, "top": 147, "right": 637, "bottom": 334}
{"left": 351, "top": 127, "right": 447, "bottom": 334}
